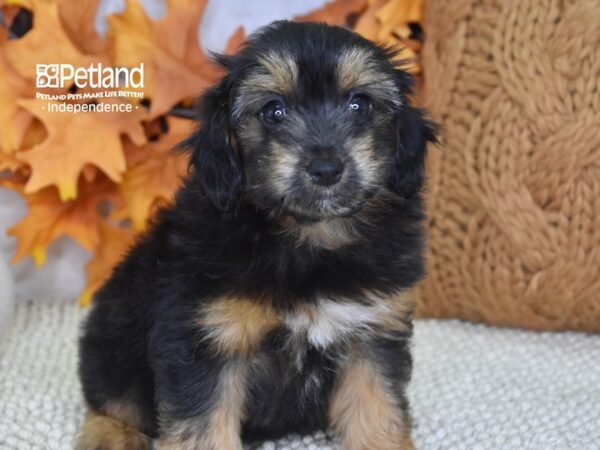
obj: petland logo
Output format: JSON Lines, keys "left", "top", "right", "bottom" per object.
{"left": 36, "top": 63, "right": 144, "bottom": 89}
{"left": 35, "top": 63, "right": 145, "bottom": 113}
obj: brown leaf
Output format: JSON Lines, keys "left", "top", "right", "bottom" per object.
{"left": 0, "top": 35, "right": 33, "bottom": 153}
{"left": 114, "top": 117, "right": 191, "bottom": 231}
{"left": 2, "top": 0, "right": 106, "bottom": 80}
{"left": 18, "top": 98, "right": 146, "bottom": 201}
{"left": 225, "top": 26, "right": 245, "bottom": 55}
{"left": 57, "top": 0, "right": 107, "bottom": 55}
{"left": 108, "top": 0, "right": 221, "bottom": 117}
{"left": 8, "top": 176, "right": 122, "bottom": 268}
{"left": 296, "top": 0, "right": 368, "bottom": 27}
{"left": 80, "top": 221, "right": 136, "bottom": 306}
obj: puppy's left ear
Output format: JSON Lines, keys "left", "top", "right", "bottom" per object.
{"left": 181, "top": 73, "right": 243, "bottom": 211}
{"left": 389, "top": 105, "right": 438, "bottom": 199}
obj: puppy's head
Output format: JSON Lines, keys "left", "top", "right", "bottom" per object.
{"left": 184, "top": 21, "right": 436, "bottom": 220}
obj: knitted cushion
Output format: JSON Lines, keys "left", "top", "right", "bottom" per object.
{"left": 418, "top": 0, "right": 600, "bottom": 331}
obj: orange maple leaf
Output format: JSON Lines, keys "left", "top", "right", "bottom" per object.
{"left": 115, "top": 117, "right": 191, "bottom": 231}
{"left": 8, "top": 176, "right": 122, "bottom": 268}
{"left": 296, "top": 0, "right": 368, "bottom": 26}
{"left": 18, "top": 98, "right": 146, "bottom": 201}
{"left": 108, "top": 0, "right": 221, "bottom": 118}
{"left": 2, "top": 0, "right": 106, "bottom": 80}
{"left": 354, "top": 0, "right": 423, "bottom": 72}
{"left": 225, "top": 26, "right": 246, "bottom": 55}
{"left": 57, "top": 0, "right": 108, "bottom": 55}
{"left": 0, "top": 37, "right": 33, "bottom": 153}
{"left": 80, "top": 221, "right": 136, "bottom": 306}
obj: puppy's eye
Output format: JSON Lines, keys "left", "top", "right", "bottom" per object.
{"left": 348, "top": 94, "right": 371, "bottom": 114}
{"left": 261, "top": 100, "right": 287, "bottom": 124}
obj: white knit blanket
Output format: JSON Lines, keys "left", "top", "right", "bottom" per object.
{"left": 1, "top": 302, "right": 599, "bottom": 450}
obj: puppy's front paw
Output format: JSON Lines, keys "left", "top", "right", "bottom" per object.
{"left": 76, "top": 412, "right": 151, "bottom": 450}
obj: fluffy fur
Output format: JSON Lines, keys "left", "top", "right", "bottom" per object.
{"left": 77, "top": 21, "right": 436, "bottom": 450}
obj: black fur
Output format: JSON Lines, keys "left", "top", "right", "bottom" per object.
{"left": 79, "top": 20, "right": 437, "bottom": 447}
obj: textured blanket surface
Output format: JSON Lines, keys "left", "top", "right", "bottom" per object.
{"left": 1, "top": 301, "right": 599, "bottom": 450}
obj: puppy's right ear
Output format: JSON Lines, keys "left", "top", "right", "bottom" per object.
{"left": 180, "top": 75, "right": 243, "bottom": 211}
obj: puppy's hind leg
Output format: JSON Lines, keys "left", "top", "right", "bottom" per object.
{"left": 76, "top": 401, "right": 152, "bottom": 450}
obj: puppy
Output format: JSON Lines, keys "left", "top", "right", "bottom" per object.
{"left": 77, "top": 21, "right": 436, "bottom": 450}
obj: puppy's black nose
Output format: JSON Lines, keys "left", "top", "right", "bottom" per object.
{"left": 307, "top": 157, "right": 344, "bottom": 186}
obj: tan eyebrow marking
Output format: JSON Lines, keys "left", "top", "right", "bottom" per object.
{"left": 337, "top": 47, "right": 402, "bottom": 108}
{"left": 240, "top": 51, "right": 298, "bottom": 94}
{"left": 234, "top": 51, "right": 298, "bottom": 119}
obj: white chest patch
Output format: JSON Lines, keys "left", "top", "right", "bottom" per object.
{"left": 284, "top": 299, "right": 389, "bottom": 349}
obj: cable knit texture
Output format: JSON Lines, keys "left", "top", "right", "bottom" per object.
{"left": 2, "top": 302, "right": 600, "bottom": 449}
{"left": 418, "top": 0, "right": 600, "bottom": 331}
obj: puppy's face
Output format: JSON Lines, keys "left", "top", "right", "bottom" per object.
{"left": 233, "top": 47, "right": 402, "bottom": 220}
{"left": 186, "top": 22, "right": 436, "bottom": 219}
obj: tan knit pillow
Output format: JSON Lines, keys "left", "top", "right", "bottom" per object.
{"left": 417, "top": 0, "right": 600, "bottom": 331}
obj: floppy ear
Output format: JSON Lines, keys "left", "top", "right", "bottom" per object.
{"left": 389, "top": 105, "right": 438, "bottom": 198}
{"left": 180, "top": 76, "right": 243, "bottom": 211}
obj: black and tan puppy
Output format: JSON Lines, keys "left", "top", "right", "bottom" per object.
{"left": 77, "top": 21, "right": 436, "bottom": 450}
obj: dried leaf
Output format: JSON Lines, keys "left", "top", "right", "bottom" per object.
{"left": 296, "top": 0, "right": 368, "bottom": 26}
{"left": 114, "top": 117, "right": 191, "bottom": 231}
{"left": 225, "top": 26, "right": 245, "bottom": 55}
{"left": 354, "top": 0, "right": 388, "bottom": 40}
{"left": 8, "top": 177, "right": 122, "bottom": 267}
{"left": 80, "top": 221, "right": 136, "bottom": 306}
{"left": 57, "top": 0, "right": 107, "bottom": 55}
{"left": 0, "top": 36, "right": 33, "bottom": 153}
{"left": 18, "top": 98, "right": 146, "bottom": 201}
{"left": 108, "top": 0, "right": 221, "bottom": 117}
{"left": 354, "top": 0, "right": 422, "bottom": 72}
{"left": 2, "top": 0, "right": 105, "bottom": 80}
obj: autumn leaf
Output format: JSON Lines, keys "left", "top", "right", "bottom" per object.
{"left": 375, "top": 0, "right": 423, "bottom": 39}
{"left": 80, "top": 221, "right": 136, "bottom": 306}
{"left": 1, "top": 0, "right": 106, "bottom": 80}
{"left": 114, "top": 117, "right": 191, "bottom": 231}
{"left": 354, "top": 0, "right": 423, "bottom": 72}
{"left": 108, "top": 0, "right": 221, "bottom": 117}
{"left": 57, "top": 0, "right": 108, "bottom": 55}
{"left": 18, "top": 98, "right": 146, "bottom": 201}
{"left": 0, "top": 36, "right": 33, "bottom": 153}
{"left": 354, "top": 0, "right": 388, "bottom": 40}
{"left": 295, "top": 0, "right": 368, "bottom": 26}
{"left": 225, "top": 26, "right": 245, "bottom": 55}
{"left": 8, "top": 176, "right": 122, "bottom": 268}
{"left": 0, "top": 150, "right": 23, "bottom": 172}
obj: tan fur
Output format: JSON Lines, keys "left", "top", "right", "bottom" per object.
{"left": 235, "top": 51, "right": 297, "bottom": 114}
{"left": 256, "top": 52, "right": 298, "bottom": 93}
{"left": 269, "top": 141, "right": 302, "bottom": 196}
{"left": 337, "top": 47, "right": 401, "bottom": 107}
{"left": 233, "top": 51, "right": 298, "bottom": 119}
{"left": 76, "top": 411, "right": 151, "bottom": 450}
{"left": 198, "top": 297, "right": 281, "bottom": 355}
{"left": 158, "top": 361, "right": 247, "bottom": 450}
{"left": 329, "top": 356, "right": 414, "bottom": 450}
{"left": 280, "top": 216, "right": 360, "bottom": 249}
{"left": 296, "top": 218, "right": 359, "bottom": 249}
{"left": 103, "top": 397, "right": 145, "bottom": 429}
{"left": 379, "top": 289, "right": 416, "bottom": 333}
{"left": 347, "top": 133, "right": 382, "bottom": 189}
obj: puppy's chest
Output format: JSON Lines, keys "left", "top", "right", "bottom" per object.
{"left": 281, "top": 300, "right": 388, "bottom": 350}
{"left": 198, "top": 291, "right": 412, "bottom": 359}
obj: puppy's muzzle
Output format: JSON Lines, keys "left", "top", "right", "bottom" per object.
{"left": 307, "top": 157, "right": 344, "bottom": 186}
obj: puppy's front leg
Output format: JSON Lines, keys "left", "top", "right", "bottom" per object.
{"left": 157, "top": 360, "right": 247, "bottom": 450}
{"left": 329, "top": 345, "right": 415, "bottom": 450}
